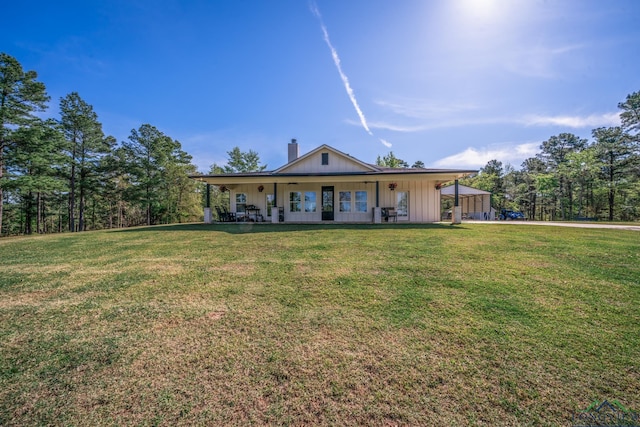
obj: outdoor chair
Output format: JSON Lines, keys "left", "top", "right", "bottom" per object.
{"left": 214, "top": 206, "right": 227, "bottom": 222}
{"left": 214, "top": 206, "right": 236, "bottom": 222}
{"left": 383, "top": 208, "right": 398, "bottom": 222}
{"left": 222, "top": 206, "right": 236, "bottom": 222}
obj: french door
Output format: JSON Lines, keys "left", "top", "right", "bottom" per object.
{"left": 322, "top": 186, "right": 334, "bottom": 221}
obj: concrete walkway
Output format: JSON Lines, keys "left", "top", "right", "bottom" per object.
{"left": 462, "top": 220, "right": 640, "bottom": 231}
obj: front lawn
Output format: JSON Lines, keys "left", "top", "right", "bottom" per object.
{"left": 1, "top": 223, "right": 638, "bottom": 425}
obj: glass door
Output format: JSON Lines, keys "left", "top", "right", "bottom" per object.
{"left": 322, "top": 186, "right": 334, "bottom": 221}
{"left": 397, "top": 191, "right": 408, "bottom": 220}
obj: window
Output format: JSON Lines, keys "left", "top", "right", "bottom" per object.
{"left": 397, "top": 191, "right": 408, "bottom": 217}
{"left": 355, "top": 191, "right": 367, "bottom": 212}
{"left": 321, "top": 152, "right": 329, "bottom": 165}
{"left": 290, "top": 191, "right": 316, "bottom": 212}
{"left": 289, "top": 192, "right": 301, "bottom": 212}
{"left": 236, "top": 193, "right": 246, "bottom": 213}
{"left": 266, "top": 194, "right": 275, "bottom": 217}
{"left": 339, "top": 191, "right": 351, "bottom": 212}
{"left": 305, "top": 191, "right": 317, "bottom": 212}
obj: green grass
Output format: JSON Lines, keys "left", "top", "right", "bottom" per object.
{"left": 1, "top": 223, "right": 639, "bottom": 426}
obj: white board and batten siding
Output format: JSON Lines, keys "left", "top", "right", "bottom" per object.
{"left": 281, "top": 149, "right": 372, "bottom": 174}
{"left": 229, "top": 181, "right": 442, "bottom": 222}
{"left": 377, "top": 180, "right": 441, "bottom": 222}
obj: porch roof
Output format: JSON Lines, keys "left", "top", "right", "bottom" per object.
{"left": 440, "top": 184, "right": 491, "bottom": 198}
{"left": 189, "top": 167, "right": 477, "bottom": 186}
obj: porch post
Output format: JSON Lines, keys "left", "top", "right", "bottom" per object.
{"left": 373, "top": 181, "right": 382, "bottom": 223}
{"left": 204, "top": 184, "right": 212, "bottom": 224}
{"left": 272, "top": 182, "right": 279, "bottom": 223}
{"left": 452, "top": 179, "right": 462, "bottom": 224}
{"left": 273, "top": 182, "right": 277, "bottom": 205}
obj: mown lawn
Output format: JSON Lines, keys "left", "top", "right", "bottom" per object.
{"left": 1, "top": 223, "right": 638, "bottom": 426}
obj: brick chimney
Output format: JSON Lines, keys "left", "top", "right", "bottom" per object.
{"left": 288, "top": 139, "right": 299, "bottom": 163}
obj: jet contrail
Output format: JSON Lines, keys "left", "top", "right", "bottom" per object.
{"left": 310, "top": 1, "right": 391, "bottom": 147}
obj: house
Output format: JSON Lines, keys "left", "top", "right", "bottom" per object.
{"left": 191, "top": 140, "right": 476, "bottom": 223}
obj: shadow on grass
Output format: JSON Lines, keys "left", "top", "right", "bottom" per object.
{"left": 110, "top": 222, "right": 468, "bottom": 235}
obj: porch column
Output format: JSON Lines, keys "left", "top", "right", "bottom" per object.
{"left": 272, "top": 182, "right": 279, "bottom": 223}
{"left": 373, "top": 181, "right": 381, "bottom": 223}
{"left": 204, "top": 184, "right": 212, "bottom": 224}
{"left": 452, "top": 179, "right": 462, "bottom": 224}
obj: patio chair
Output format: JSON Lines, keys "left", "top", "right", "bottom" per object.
{"left": 215, "top": 206, "right": 224, "bottom": 221}
{"left": 385, "top": 208, "right": 398, "bottom": 222}
{"left": 214, "top": 206, "right": 227, "bottom": 222}
{"left": 222, "top": 206, "right": 236, "bottom": 222}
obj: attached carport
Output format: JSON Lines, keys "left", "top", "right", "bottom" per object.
{"left": 441, "top": 184, "right": 495, "bottom": 220}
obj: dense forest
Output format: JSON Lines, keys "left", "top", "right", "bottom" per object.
{"left": 0, "top": 53, "right": 203, "bottom": 236}
{"left": 375, "top": 97, "right": 640, "bottom": 222}
{"left": 1, "top": 52, "right": 639, "bottom": 236}
{"left": 460, "top": 92, "right": 640, "bottom": 221}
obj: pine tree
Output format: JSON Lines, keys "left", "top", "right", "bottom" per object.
{"left": 59, "top": 92, "right": 113, "bottom": 231}
{"left": 122, "top": 124, "right": 183, "bottom": 225}
{"left": 5, "top": 119, "right": 66, "bottom": 233}
{"left": 0, "top": 53, "right": 49, "bottom": 235}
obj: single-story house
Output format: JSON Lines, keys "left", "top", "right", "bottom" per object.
{"left": 190, "top": 140, "right": 477, "bottom": 223}
{"left": 440, "top": 184, "right": 495, "bottom": 220}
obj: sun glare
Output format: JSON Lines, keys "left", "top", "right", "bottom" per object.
{"left": 442, "top": 0, "right": 526, "bottom": 49}
{"left": 460, "top": 0, "right": 502, "bottom": 21}
{"left": 455, "top": 0, "right": 512, "bottom": 30}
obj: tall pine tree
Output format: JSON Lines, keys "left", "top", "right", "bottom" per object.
{"left": 0, "top": 53, "right": 49, "bottom": 235}
{"left": 122, "top": 124, "right": 181, "bottom": 226}
{"left": 59, "top": 92, "right": 113, "bottom": 231}
{"left": 5, "top": 119, "right": 66, "bottom": 234}
{"left": 593, "top": 127, "right": 638, "bottom": 220}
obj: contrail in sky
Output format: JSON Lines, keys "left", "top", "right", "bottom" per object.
{"left": 310, "top": 2, "right": 392, "bottom": 148}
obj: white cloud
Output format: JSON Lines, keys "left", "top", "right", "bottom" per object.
{"left": 353, "top": 99, "right": 621, "bottom": 133}
{"left": 432, "top": 142, "right": 540, "bottom": 169}
{"left": 520, "top": 112, "right": 620, "bottom": 128}
{"left": 374, "top": 99, "right": 479, "bottom": 119}
{"left": 504, "top": 44, "right": 586, "bottom": 79}
{"left": 349, "top": 117, "right": 508, "bottom": 132}
{"left": 379, "top": 138, "right": 392, "bottom": 148}
{"left": 345, "top": 119, "right": 428, "bottom": 133}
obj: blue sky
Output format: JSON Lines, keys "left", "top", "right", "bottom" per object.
{"left": 3, "top": 0, "right": 639, "bottom": 173}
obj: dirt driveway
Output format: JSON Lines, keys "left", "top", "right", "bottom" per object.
{"left": 463, "top": 220, "right": 640, "bottom": 231}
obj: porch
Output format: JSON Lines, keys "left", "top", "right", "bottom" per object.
{"left": 201, "top": 178, "right": 442, "bottom": 224}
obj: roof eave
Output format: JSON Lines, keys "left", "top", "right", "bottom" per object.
{"left": 189, "top": 169, "right": 476, "bottom": 185}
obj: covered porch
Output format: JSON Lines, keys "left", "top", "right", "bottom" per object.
{"left": 194, "top": 173, "right": 465, "bottom": 224}
{"left": 440, "top": 184, "right": 495, "bottom": 220}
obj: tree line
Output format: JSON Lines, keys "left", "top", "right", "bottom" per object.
{"left": 461, "top": 91, "right": 640, "bottom": 221}
{"left": 3, "top": 51, "right": 639, "bottom": 235}
{"left": 0, "top": 53, "right": 202, "bottom": 236}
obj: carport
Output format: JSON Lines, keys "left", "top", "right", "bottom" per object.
{"left": 441, "top": 184, "right": 495, "bottom": 220}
